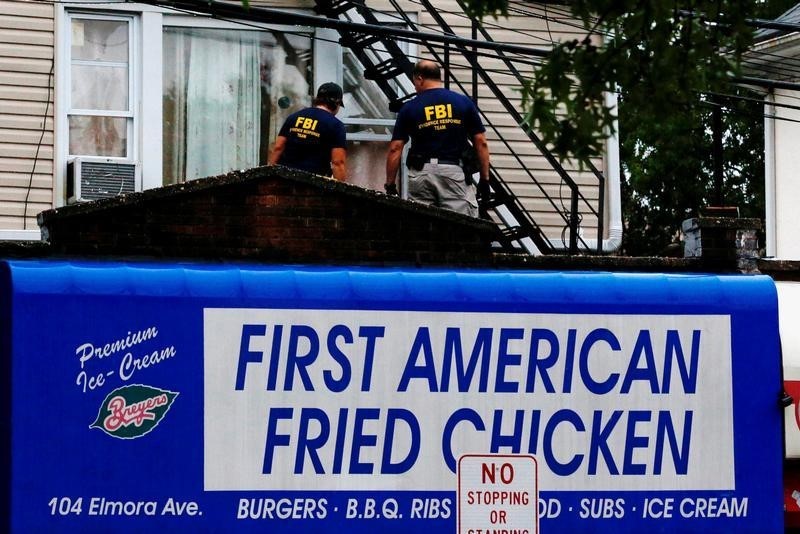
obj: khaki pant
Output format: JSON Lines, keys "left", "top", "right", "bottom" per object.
{"left": 407, "top": 162, "right": 478, "bottom": 218}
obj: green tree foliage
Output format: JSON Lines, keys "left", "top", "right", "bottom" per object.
{"left": 469, "top": 1, "right": 756, "bottom": 161}
{"left": 619, "top": 0, "right": 791, "bottom": 254}
{"left": 619, "top": 88, "right": 766, "bottom": 255}
{"left": 465, "top": 0, "right": 793, "bottom": 255}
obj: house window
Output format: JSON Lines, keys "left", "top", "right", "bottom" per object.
{"left": 58, "top": 7, "right": 353, "bottom": 200}
{"left": 162, "top": 27, "right": 313, "bottom": 184}
{"left": 67, "top": 14, "right": 134, "bottom": 159}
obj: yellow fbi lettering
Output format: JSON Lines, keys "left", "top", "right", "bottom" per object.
{"left": 294, "top": 117, "right": 318, "bottom": 131}
{"left": 424, "top": 104, "right": 453, "bottom": 121}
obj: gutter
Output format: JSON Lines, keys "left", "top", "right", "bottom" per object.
{"left": 547, "top": 88, "right": 623, "bottom": 254}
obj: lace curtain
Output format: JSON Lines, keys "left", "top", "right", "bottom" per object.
{"left": 163, "top": 27, "right": 311, "bottom": 184}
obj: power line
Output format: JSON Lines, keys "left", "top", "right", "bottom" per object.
{"left": 747, "top": 48, "right": 800, "bottom": 69}
{"left": 399, "top": 0, "right": 562, "bottom": 47}
{"left": 128, "top": 0, "right": 551, "bottom": 58}
{"left": 703, "top": 89, "right": 800, "bottom": 115}
{"left": 24, "top": 59, "right": 53, "bottom": 230}
{"left": 736, "top": 75, "right": 800, "bottom": 92}
{"left": 741, "top": 59, "right": 800, "bottom": 81}
{"left": 33, "top": 1, "right": 800, "bottom": 131}
{"left": 700, "top": 99, "right": 800, "bottom": 125}
{"left": 746, "top": 15, "right": 800, "bottom": 33}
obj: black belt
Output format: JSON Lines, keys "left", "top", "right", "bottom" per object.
{"left": 426, "top": 158, "right": 460, "bottom": 165}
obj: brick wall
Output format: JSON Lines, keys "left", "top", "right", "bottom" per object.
{"left": 37, "top": 166, "right": 500, "bottom": 266}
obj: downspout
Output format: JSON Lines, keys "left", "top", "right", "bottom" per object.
{"left": 599, "top": 87, "right": 623, "bottom": 253}
{"left": 765, "top": 90, "right": 777, "bottom": 257}
{"left": 593, "top": 30, "right": 623, "bottom": 253}
{"left": 539, "top": 15, "right": 623, "bottom": 255}
{"left": 549, "top": 88, "right": 622, "bottom": 253}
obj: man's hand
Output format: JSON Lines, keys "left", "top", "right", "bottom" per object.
{"left": 385, "top": 139, "right": 405, "bottom": 195}
{"left": 477, "top": 180, "right": 491, "bottom": 220}
{"left": 477, "top": 180, "right": 491, "bottom": 202}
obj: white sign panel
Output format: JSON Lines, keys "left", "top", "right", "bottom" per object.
{"left": 203, "top": 309, "right": 733, "bottom": 492}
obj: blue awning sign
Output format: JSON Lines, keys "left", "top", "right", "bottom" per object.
{"left": 0, "top": 261, "right": 783, "bottom": 533}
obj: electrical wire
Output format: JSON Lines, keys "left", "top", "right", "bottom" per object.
{"left": 14, "top": 0, "right": 800, "bottom": 240}
{"left": 741, "top": 57, "right": 800, "bottom": 80}
{"left": 399, "top": 0, "right": 567, "bottom": 47}
{"left": 746, "top": 48, "right": 800, "bottom": 69}
{"left": 700, "top": 99, "right": 800, "bottom": 125}
{"left": 24, "top": 59, "right": 54, "bottom": 230}
{"left": 705, "top": 89, "right": 800, "bottom": 112}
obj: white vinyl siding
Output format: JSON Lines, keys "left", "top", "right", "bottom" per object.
{"left": 0, "top": 0, "right": 54, "bottom": 236}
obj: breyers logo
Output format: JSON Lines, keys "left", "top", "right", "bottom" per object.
{"left": 91, "top": 384, "right": 178, "bottom": 439}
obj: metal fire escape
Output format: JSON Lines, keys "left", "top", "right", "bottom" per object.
{"left": 314, "top": 0, "right": 607, "bottom": 254}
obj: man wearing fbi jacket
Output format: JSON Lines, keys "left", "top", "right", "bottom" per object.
{"left": 385, "top": 60, "right": 491, "bottom": 217}
{"left": 269, "top": 82, "right": 347, "bottom": 182}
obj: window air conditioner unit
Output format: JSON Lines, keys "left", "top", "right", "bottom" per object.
{"left": 67, "top": 157, "right": 139, "bottom": 204}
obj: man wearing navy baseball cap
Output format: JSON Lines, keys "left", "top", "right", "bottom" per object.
{"left": 269, "top": 82, "right": 347, "bottom": 181}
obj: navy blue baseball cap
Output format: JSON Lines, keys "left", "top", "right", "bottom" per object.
{"left": 316, "top": 82, "right": 345, "bottom": 106}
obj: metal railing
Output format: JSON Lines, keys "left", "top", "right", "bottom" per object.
{"left": 314, "top": 0, "right": 607, "bottom": 253}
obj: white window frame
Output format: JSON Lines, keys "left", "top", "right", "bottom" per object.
{"left": 55, "top": 3, "right": 146, "bottom": 206}
{"left": 56, "top": 3, "right": 337, "bottom": 206}
{"left": 65, "top": 12, "right": 136, "bottom": 161}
